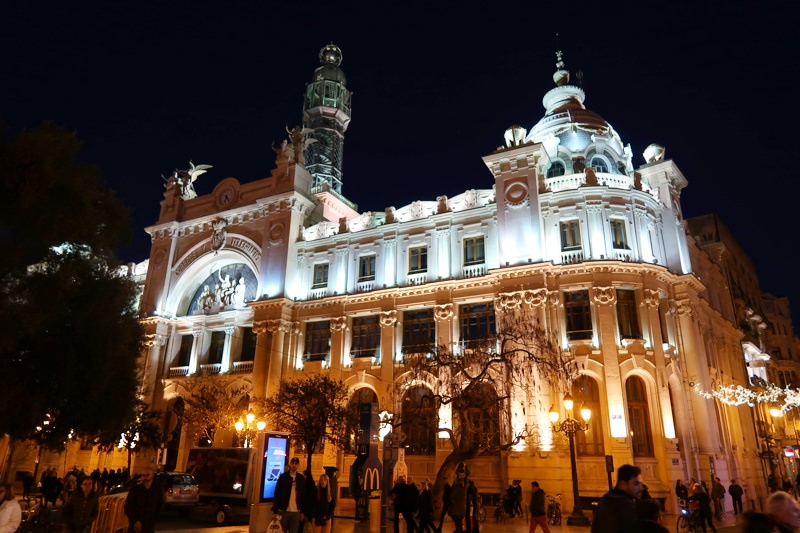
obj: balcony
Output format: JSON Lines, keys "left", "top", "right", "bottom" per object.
{"left": 356, "top": 280, "right": 375, "bottom": 293}
{"left": 168, "top": 366, "right": 189, "bottom": 378}
{"left": 407, "top": 272, "right": 428, "bottom": 286}
{"left": 561, "top": 251, "right": 584, "bottom": 264}
{"left": 462, "top": 264, "right": 486, "bottom": 278}
{"left": 232, "top": 360, "right": 254, "bottom": 374}
{"left": 199, "top": 363, "right": 222, "bottom": 375}
{"left": 310, "top": 287, "right": 328, "bottom": 299}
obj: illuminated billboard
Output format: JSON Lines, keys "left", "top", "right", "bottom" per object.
{"left": 260, "top": 434, "right": 290, "bottom": 502}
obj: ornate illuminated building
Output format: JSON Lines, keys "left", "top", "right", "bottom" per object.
{"left": 9, "top": 44, "right": 797, "bottom": 516}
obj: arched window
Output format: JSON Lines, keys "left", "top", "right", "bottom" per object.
{"left": 346, "top": 388, "right": 379, "bottom": 455}
{"left": 461, "top": 382, "right": 500, "bottom": 453}
{"left": 546, "top": 161, "right": 566, "bottom": 178}
{"left": 591, "top": 156, "right": 609, "bottom": 173}
{"left": 573, "top": 378, "right": 604, "bottom": 456}
{"left": 625, "top": 376, "right": 654, "bottom": 457}
{"left": 402, "top": 385, "right": 436, "bottom": 455}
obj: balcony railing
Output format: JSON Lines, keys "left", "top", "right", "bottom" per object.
{"left": 232, "top": 360, "right": 254, "bottom": 374}
{"left": 407, "top": 272, "right": 428, "bottom": 286}
{"left": 199, "top": 363, "right": 222, "bottom": 375}
{"left": 355, "top": 280, "right": 375, "bottom": 293}
{"left": 168, "top": 366, "right": 189, "bottom": 378}
{"left": 462, "top": 264, "right": 486, "bottom": 278}
{"left": 310, "top": 287, "right": 328, "bottom": 299}
{"left": 561, "top": 251, "right": 584, "bottom": 264}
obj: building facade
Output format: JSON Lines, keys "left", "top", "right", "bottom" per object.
{"left": 6, "top": 44, "right": 789, "bottom": 515}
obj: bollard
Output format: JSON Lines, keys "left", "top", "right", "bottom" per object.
{"left": 369, "top": 491, "right": 381, "bottom": 533}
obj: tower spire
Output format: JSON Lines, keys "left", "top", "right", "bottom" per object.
{"left": 302, "top": 43, "right": 352, "bottom": 195}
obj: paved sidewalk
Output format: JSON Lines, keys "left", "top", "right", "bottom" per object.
{"left": 156, "top": 512, "right": 741, "bottom": 533}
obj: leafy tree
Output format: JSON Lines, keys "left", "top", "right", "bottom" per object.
{"left": 401, "top": 309, "right": 577, "bottom": 514}
{"left": 0, "top": 122, "right": 142, "bottom": 478}
{"left": 181, "top": 371, "right": 249, "bottom": 446}
{"left": 258, "top": 374, "right": 359, "bottom": 475}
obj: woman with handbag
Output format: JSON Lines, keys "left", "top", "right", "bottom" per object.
{"left": 311, "top": 474, "right": 335, "bottom": 533}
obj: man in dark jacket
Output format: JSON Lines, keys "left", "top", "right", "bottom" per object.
{"left": 729, "top": 480, "right": 744, "bottom": 515}
{"left": 124, "top": 468, "right": 164, "bottom": 533}
{"left": 591, "top": 464, "right": 643, "bottom": 533}
{"left": 62, "top": 477, "right": 99, "bottom": 533}
{"left": 391, "top": 475, "right": 416, "bottom": 533}
{"left": 528, "top": 481, "right": 550, "bottom": 533}
{"left": 272, "top": 457, "right": 309, "bottom": 533}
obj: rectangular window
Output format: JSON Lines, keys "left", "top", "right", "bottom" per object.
{"left": 610, "top": 219, "right": 628, "bottom": 249}
{"left": 617, "top": 289, "right": 642, "bottom": 340}
{"left": 463, "top": 236, "right": 485, "bottom": 265}
{"left": 565, "top": 290, "right": 593, "bottom": 341}
{"left": 658, "top": 299, "right": 670, "bottom": 344}
{"left": 560, "top": 220, "right": 581, "bottom": 251}
{"left": 358, "top": 255, "right": 376, "bottom": 281}
{"left": 177, "top": 335, "right": 193, "bottom": 367}
{"left": 304, "top": 321, "right": 331, "bottom": 360}
{"left": 460, "top": 303, "right": 496, "bottom": 344}
{"left": 409, "top": 247, "right": 428, "bottom": 273}
{"left": 209, "top": 331, "right": 225, "bottom": 365}
{"left": 403, "top": 309, "right": 436, "bottom": 352}
{"left": 240, "top": 327, "right": 256, "bottom": 362}
{"left": 312, "top": 263, "right": 329, "bottom": 289}
{"left": 351, "top": 316, "right": 381, "bottom": 358}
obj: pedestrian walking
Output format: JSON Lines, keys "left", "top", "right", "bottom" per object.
{"left": 729, "top": 480, "right": 744, "bottom": 515}
{"left": 592, "top": 464, "right": 643, "bottom": 533}
{"left": 272, "top": 457, "right": 309, "bottom": 533}
{"left": 528, "top": 482, "right": 550, "bottom": 533}
{"left": 688, "top": 483, "right": 717, "bottom": 533}
{"left": 62, "top": 477, "right": 99, "bottom": 533}
{"left": 123, "top": 467, "right": 164, "bottom": 533}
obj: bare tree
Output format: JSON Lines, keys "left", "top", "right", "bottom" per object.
{"left": 401, "top": 309, "right": 577, "bottom": 514}
{"left": 257, "top": 374, "right": 359, "bottom": 476}
{"left": 181, "top": 371, "right": 250, "bottom": 446}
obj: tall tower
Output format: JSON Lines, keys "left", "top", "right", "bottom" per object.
{"left": 303, "top": 43, "right": 352, "bottom": 194}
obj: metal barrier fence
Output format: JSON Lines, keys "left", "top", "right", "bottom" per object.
{"left": 92, "top": 493, "right": 128, "bottom": 533}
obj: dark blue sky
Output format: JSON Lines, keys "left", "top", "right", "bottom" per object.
{"left": 3, "top": 1, "right": 798, "bottom": 325}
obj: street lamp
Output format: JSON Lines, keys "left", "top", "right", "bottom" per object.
{"left": 234, "top": 412, "right": 266, "bottom": 448}
{"left": 550, "top": 394, "right": 591, "bottom": 527}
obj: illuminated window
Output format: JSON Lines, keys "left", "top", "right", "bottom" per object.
{"left": 591, "top": 156, "right": 609, "bottom": 173}
{"left": 463, "top": 236, "right": 485, "bottom": 265}
{"left": 573, "top": 378, "right": 604, "bottom": 456}
{"left": 402, "top": 386, "right": 436, "bottom": 455}
{"left": 351, "top": 316, "right": 381, "bottom": 358}
{"left": 617, "top": 289, "right": 642, "bottom": 340}
{"left": 402, "top": 309, "right": 436, "bottom": 353}
{"left": 547, "top": 161, "right": 566, "bottom": 178}
{"left": 409, "top": 246, "right": 428, "bottom": 273}
{"left": 358, "top": 255, "right": 376, "bottom": 281}
{"left": 304, "top": 321, "right": 331, "bottom": 360}
{"left": 460, "top": 303, "right": 496, "bottom": 345}
{"left": 610, "top": 219, "right": 628, "bottom": 249}
{"left": 626, "top": 376, "right": 654, "bottom": 457}
{"left": 312, "top": 263, "right": 329, "bottom": 288}
{"left": 560, "top": 220, "right": 581, "bottom": 251}
{"left": 565, "top": 290, "right": 593, "bottom": 341}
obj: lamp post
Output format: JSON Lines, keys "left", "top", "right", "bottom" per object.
{"left": 550, "top": 393, "right": 591, "bottom": 527}
{"left": 234, "top": 412, "right": 266, "bottom": 448}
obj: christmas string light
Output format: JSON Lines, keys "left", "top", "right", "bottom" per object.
{"left": 693, "top": 382, "right": 800, "bottom": 412}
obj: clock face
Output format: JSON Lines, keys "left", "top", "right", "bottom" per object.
{"left": 218, "top": 187, "right": 235, "bottom": 207}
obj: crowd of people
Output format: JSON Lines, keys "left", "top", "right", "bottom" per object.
{"left": 22, "top": 466, "right": 132, "bottom": 507}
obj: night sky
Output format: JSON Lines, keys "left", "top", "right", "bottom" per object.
{"left": 3, "top": 1, "right": 798, "bottom": 327}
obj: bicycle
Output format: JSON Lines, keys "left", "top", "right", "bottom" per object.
{"left": 676, "top": 500, "right": 703, "bottom": 533}
{"left": 546, "top": 493, "right": 562, "bottom": 526}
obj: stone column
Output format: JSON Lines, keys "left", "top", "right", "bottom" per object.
{"left": 251, "top": 321, "right": 271, "bottom": 398}
{"left": 220, "top": 325, "right": 235, "bottom": 373}
{"left": 188, "top": 328, "right": 204, "bottom": 375}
